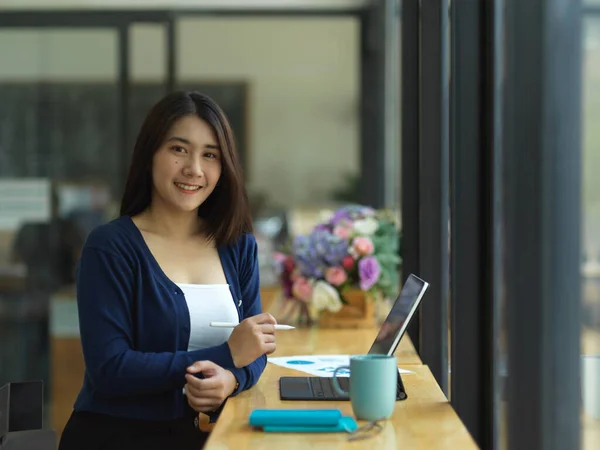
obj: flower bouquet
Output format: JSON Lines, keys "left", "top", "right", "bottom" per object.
{"left": 273, "top": 205, "right": 401, "bottom": 327}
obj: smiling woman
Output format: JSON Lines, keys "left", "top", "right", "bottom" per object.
{"left": 120, "top": 91, "right": 252, "bottom": 246}
{"left": 57, "top": 92, "right": 278, "bottom": 450}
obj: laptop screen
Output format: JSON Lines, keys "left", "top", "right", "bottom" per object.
{"left": 367, "top": 274, "right": 428, "bottom": 356}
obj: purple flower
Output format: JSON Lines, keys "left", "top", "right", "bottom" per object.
{"left": 330, "top": 209, "right": 351, "bottom": 226}
{"left": 292, "top": 229, "right": 349, "bottom": 279}
{"left": 312, "top": 229, "right": 348, "bottom": 266}
{"left": 358, "top": 256, "right": 380, "bottom": 290}
{"left": 329, "top": 204, "right": 378, "bottom": 227}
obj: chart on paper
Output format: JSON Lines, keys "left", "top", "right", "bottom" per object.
{"left": 267, "top": 355, "right": 414, "bottom": 378}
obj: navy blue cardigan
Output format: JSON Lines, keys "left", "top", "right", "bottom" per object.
{"left": 72, "top": 215, "right": 266, "bottom": 420}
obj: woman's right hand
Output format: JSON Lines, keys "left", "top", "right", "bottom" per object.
{"left": 227, "top": 313, "right": 277, "bottom": 368}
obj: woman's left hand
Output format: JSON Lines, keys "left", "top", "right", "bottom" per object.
{"left": 185, "top": 361, "right": 238, "bottom": 412}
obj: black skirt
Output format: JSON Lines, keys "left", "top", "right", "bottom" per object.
{"left": 58, "top": 410, "right": 209, "bottom": 450}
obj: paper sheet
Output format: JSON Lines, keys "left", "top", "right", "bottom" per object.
{"left": 267, "top": 355, "right": 414, "bottom": 378}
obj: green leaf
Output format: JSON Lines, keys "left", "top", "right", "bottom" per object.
{"left": 376, "top": 253, "right": 401, "bottom": 265}
{"left": 375, "top": 222, "right": 398, "bottom": 237}
{"left": 372, "top": 232, "right": 399, "bottom": 251}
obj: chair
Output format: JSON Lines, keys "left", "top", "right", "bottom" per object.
{"left": 0, "top": 381, "right": 56, "bottom": 450}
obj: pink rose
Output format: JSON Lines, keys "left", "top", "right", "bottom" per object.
{"left": 325, "top": 266, "right": 348, "bottom": 287}
{"left": 333, "top": 225, "right": 351, "bottom": 240}
{"left": 292, "top": 276, "right": 313, "bottom": 302}
{"left": 352, "top": 236, "right": 374, "bottom": 256}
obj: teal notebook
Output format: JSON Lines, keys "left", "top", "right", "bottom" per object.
{"left": 249, "top": 409, "right": 358, "bottom": 433}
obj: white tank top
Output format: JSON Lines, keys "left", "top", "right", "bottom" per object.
{"left": 176, "top": 283, "right": 239, "bottom": 351}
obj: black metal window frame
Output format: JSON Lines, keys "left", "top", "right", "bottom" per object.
{"left": 401, "top": 1, "right": 583, "bottom": 450}
{"left": 449, "top": 0, "right": 500, "bottom": 447}
{"left": 401, "top": 0, "right": 450, "bottom": 396}
{"left": 503, "top": 0, "right": 582, "bottom": 449}
{"left": 401, "top": 0, "right": 421, "bottom": 354}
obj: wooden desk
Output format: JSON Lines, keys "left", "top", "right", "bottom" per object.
{"left": 273, "top": 327, "right": 422, "bottom": 365}
{"left": 204, "top": 364, "right": 477, "bottom": 449}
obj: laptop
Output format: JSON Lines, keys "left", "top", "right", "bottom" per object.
{"left": 279, "top": 274, "right": 429, "bottom": 401}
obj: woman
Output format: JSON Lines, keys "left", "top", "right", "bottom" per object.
{"left": 58, "top": 91, "right": 277, "bottom": 450}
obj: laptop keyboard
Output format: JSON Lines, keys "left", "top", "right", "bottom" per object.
{"left": 307, "top": 376, "right": 403, "bottom": 400}
{"left": 309, "top": 377, "right": 350, "bottom": 399}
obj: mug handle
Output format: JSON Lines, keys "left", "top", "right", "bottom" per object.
{"left": 332, "top": 365, "right": 351, "bottom": 396}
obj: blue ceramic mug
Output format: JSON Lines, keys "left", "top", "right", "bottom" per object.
{"left": 332, "top": 354, "right": 397, "bottom": 421}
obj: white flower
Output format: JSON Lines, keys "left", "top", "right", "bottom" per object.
{"left": 326, "top": 295, "right": 343, "bottom": 313}
{"left": 353, "top": 217, "right": 378, "bottom": 235}
{"left": 308, "top": 302, "right": 320, "bottom": 321}
{"left": 312, "top": 281, "right": 343, "bottom": 313}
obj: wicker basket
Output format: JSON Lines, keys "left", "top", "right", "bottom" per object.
{"left": 318, "top": 289, "right": 376, "bottom": 328}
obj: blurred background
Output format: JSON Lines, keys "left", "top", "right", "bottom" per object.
{"left": 0, "top": 1, "right": 597, "bottom": 449}
{"left": 0, "top": 0, "right": 384, "bottom": 437}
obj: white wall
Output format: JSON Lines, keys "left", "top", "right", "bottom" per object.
{"left": 0, "top": 18, "right": 359, "bottom": 206}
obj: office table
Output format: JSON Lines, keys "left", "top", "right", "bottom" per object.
{"left": 202, "top": 322, "right": 476, "bottom": 450}
{"left": 203, "top": 363, "right": 477, "bottom": 449}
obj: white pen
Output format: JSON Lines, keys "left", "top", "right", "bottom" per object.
{"left": 210, "top": 321, "right": 295, "bottom": 330}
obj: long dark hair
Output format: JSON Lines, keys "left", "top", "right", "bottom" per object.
{"left": 120, "top": 91, "right": 252, "bottom": 246}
